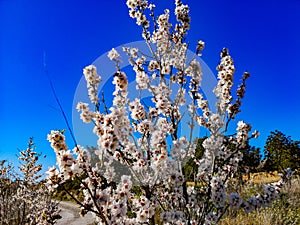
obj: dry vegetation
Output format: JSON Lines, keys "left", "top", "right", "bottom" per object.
{"left": 186, "top": 171, "right": 281, "bottom": 187}
{"left": 185, "top": 173, "right": 299, "bottom": 224}
{"left": 220, "top": 176, "right": 300, "bottom": 225}
{"left": 241, "top": 171, "right": 281, "bottom": 184}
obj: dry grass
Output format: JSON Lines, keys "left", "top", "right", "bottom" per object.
{"left": 186, "top": 172, "right": 281, "bottom": 187}
{"left": 220, "top": 176, "right": 300, "bottom": 225}
{"left": 186, "top": 173, "right": 300, "bottom": 224}
{"left": 242, "top": 171, "right": 281, "bottom": 184}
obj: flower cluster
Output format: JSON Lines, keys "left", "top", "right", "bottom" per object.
{"left": 47, "top": 130, "right": 76, "bottom": 180}
{"left": 214, "top": 48, "right": 235, "bottom": 113}
{"left": 134, "top": 63, "right": 150, "bottom": 89}
{"left": 113, "top": 71, "right": 128, "bottom": 96}
{"left": 129, "top": 98, "right": 147, "bottom": 121}
{"left": 210, "top": 177, "right": 226, "bottom": 208}
{"left": 127, "top": 0, "right": 149, "bottom": 32}
{"left": 47, "top": 130, "right": 92, "bottom": 183}
{"left": 174, "top": 0, "right": 190, "bottom": 34}
{"left": 132, "top": 196, "right": 155, "bottom": 222}
{"left": 83, "top": 65, "right": 102, "bottom": 104}
{"left": 47, "top": 129, "right": 67, "bottom": 151}
{"left": 76, "top": 102, "right": 94, "bottom": 123}
{"left": 107, "top": 48, "right": 120, "bottom": 61}
{"left": 236, "top": 120, "right": 252, "bottom": 147}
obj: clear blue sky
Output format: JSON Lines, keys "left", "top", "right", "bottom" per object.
{"left": 1, "top": 0, "right": 299, "bottom": 171}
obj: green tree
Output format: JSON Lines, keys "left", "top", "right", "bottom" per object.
{"left": 290, "top": 140, "right": 300, "bottom": 173}
{"left": 238, "top": 143, "right": 261, "bottom": 179}
{"left": 184, "top": 137, "right": 206, "bottom": 182}
{"left": 264, "top": 130, "right": 300, "bottom": 172}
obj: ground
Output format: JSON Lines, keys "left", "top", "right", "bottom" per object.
{"left": 57, "top": 201, "right": 95, "bottom": 225}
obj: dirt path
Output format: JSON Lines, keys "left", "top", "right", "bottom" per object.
{"left": 57, "top": 201, "right": 95, "bottom": 225}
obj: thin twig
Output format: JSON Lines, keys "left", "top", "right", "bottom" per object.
{"left": 43, "top": 52, "right": 78, "bottom": 148}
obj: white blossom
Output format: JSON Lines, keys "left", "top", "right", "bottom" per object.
{"left": 108, "top": 48, "right": 120, "bottom": 61}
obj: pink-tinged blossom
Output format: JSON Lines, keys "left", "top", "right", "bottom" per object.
{"left": 107, "top": 48, "right": 120, "bottom": 61}
{"left": 134, "top": 66, "right": 150, "bottom": 89}
{"left": 83, "top": 65, "right": 102, "bottom": 104}
{"left": 129, "top": 98, "right": 147, "bottom": 120}
{"left": 236, "top": 120, "right": 252, "bottom": 147}
{"left": 76, "top": 102, "right": 94, "bottom": 123}
{"left": 112, "top": 71, "right": 128, "bottom": 96}
{"left": 214, "top": 48, "right": 235, "bottom": 114}
{"left": 45, "top": 166, "right": 61, "bottom": 191}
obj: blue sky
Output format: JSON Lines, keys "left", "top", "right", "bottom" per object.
{"left": 0, "top": 0, "right": 299, "bottom": 171}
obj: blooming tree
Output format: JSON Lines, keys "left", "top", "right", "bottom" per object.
{"left": 0, "top": 138, "right": 60, "bottom": 225}
{"left": 46, "top": 0, "right": 292, "bottom": 224}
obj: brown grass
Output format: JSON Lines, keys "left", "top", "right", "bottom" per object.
{"left": 186, "top": 172, "right": 281, "bottom": 187}
{"left": 220, "top": 176, "right": 300, "bottom": 225}
{"left": 186, "top": 173, "right": 300, "bottom": 224}
{"left": 242, "top": 171, "right": 281, "bottom": 184}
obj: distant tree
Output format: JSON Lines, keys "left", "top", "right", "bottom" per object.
{"left": 264, "top": 130, "right": 300, "bottom": 172}
{"left": 183, "top": 137, "right": 206, "bottom": 182}
{"left": 238, "top": 143, "right": 261, "bottom": 179}
{"left": 290, "top": 140, "right": 300, "bottom": 173}
{"left": 0, "top": 138, "right": 60, "bottom": 225}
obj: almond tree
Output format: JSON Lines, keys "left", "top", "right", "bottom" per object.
{"left": 17, "top": 138, "right": 61, "bottom": 224}
{"left": 46, "top": 1, "right": 292, "bottom": 224}
{"left": 0, "top": 139, "right": 60, "bottom": 225}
